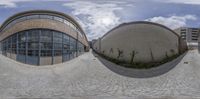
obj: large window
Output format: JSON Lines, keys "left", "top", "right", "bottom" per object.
{"left": 63, "top": 35, "right": 70, "bottom": 53}
{"left": 18, "top": 32, "right": 26, "bottom": 58}
{"left": 40, "top": 30, "right": 53, "bottom": 57}
{"left": 18, "top": 32, "right": 26, "bottom": 43}
{"left": 26, "top": 15, "right": 40, "bottom": 20}
{"left": 28, "top": 43, "right": 39, "bottom": 49}
{"left": 11, "top": 34, "right": 17, "bottom": 54}
{"left": 27, "top": 30, "right": 39, "bottom": 42}
{"left": 1, "top": 29, "right": 85, "bottom": 65}
{"left": 2, "top": 40, "right": 7, "bottom": 56}
{"left": 40, "top": 50, "right": 52, "bottom": 57}
{"left": 53, "top": 31, "right": 62, "bottom": 57}
{"left": 40, "top": 15, "right": 53, "bottom": 19}
{"left": 53, "top": 32, "right": 62, "bottom": 43}
{"left": 28, "top": 50, "right": 39, "bottom": 56}
{"left": 78, "top": 42, "right": 84, "bottom": 55}
{"left": 7, "top": 37, "right": 12, "bottom": 54}
{"left": 40, "top": 30, "right": 52, "bottom": 42}
{"left": 54, "top": 16, "right": 63, "bottom": 22}
{"left": 17, "top": 32, "right": 26, "bottom": 63}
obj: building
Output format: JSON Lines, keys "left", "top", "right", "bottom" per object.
{"left": 93, "top": 21, "right": 187, "bottom": 63}
{"left": 174, "top": 27, "right": 199, "bottom": 49}
{"left": 89, "top": 39, "right": 97, "bottom": 49}
{"left": 0, "top": 10, "right": 89, "bottom": 66}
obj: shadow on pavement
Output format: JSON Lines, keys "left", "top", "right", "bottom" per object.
{"left": 92, "top": 51, "right": 187, "bottom": 78}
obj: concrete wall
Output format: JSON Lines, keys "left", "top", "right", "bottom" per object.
{"left": 40, "top": 57, "right": 52, "bottom": 65}
{"left": 94, "top": 22, "right": 185, "bottom": 63}
{"left": 93, "top": 38, "right": 101, "bottom": 52}
{"left": 53, "top": 56, "right": 62, "bottom": 64}
{"left": 10, "top": 53, "right": 17, "bottom": 60}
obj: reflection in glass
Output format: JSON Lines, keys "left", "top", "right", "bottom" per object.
{"left": 1, "top": 29, "right": 85, "bottom": 65}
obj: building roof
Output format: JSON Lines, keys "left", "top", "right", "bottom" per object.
{"left": 0, "top": 10, "right": 83, "bottom": 32}
{"left": 101, "top": 21, "right": 180, "bottom": 39}
{"left": 0, "top": 10, "right": 89, "bottom": 45}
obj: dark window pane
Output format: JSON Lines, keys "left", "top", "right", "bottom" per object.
{"left": 78, "top": 42, "right": 84, "bottom": 52}
{"left": 70, "top": 37, "right": 76, "bottom": 50}
{"left": 54, "top": 50, "right": 62, "bottom": 56}
{"left": 40, "top": 43, "right": 52, "bottom": 50}
{"left": 2, "top": 40, "right": 7, "bottom": 52}
{"left": 40, "top": 30, "right": 52, "bottom": 42}
{"left": 28, "top": 42, "right": 39, "bottom": 49}
{"left": 63, "top": 34, "right": 69, "bottom": 44}
{"left": 40, "top": 50, "right": 52, "bottom": 57}
{"left": 53, "top": 37, "right": 62, "bottom": 43}
{"left": 54, "top": 43, "right": 62, "bottom": 50}
{"left": 18, "top": 32, "right": 26, "bottom": 43}
{"left": 12, "top": 43, "right": 17, "bottom": 49}
{"left": 7, "top": 37, "right": 12, "bottom": 50}
{"left": 63, "top": 44, "right": 70, "bottom": 50}
{"left": 63, "top": 49, "right": 69, "bottom": 54}
{"left": 27, "top": 30, "right": 39, "bottom": 42}
{"left": 18, "top": 50, "right": 26, "bottom": 55}
{"left": 28, "top": 50, "right": 39, "bottom": 56}
{"left": 53, "top": 32, "right": 62, "bottom": 43}
{"left": 12, "top": 34, "right": 17, "bottom": 43}
{"left": 18, "top": 43, "right": 26, "bottom": 49}
{"left": 12, "top": 48, "right": 17, "bottom": 54}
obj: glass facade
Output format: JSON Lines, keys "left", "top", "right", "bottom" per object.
{"left": 1, "top": 29, "right": 85, "bottom": 65}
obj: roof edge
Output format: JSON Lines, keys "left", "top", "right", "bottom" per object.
{"left": 0, "top": 10, "right": 89, "bottom": 46}
{"left": 101, "top": 21, "right": 180, "bottom": 39}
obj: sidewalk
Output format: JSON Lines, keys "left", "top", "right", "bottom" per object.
{"left": 0, "top": 50, "right": 199, "bottom": 98}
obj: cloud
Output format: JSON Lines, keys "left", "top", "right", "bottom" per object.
{"left": 155, "top": 0, "right": 200, "bottom": 5}
{"left": 145, "top": 15, "right": 197, "bottom": 29}
{"left": 0, "top": 0, "right": 59, "bottom": 8}
{"left": 0, "top": 0, "right": 18, "bottom": 8}
{"left": 63, "top": 1, "right": 132, "bottom": 40}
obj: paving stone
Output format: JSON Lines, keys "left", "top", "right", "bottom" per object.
{"left": 0, "top": 50, "right": 199, "bottom": 98}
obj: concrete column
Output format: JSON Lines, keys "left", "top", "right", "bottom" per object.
{"left": 38, "top": 30, "right": 41, "bottom": 66}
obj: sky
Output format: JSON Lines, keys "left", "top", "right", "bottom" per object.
{"left": 0, "top": 0, "right": 200, "bottom": 41}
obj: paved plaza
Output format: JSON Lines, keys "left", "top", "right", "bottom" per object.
{"left": 0, "top": 50, "right": 200, "bottom": 98}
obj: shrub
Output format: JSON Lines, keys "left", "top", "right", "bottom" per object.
{"left": 94, "top": 49, "right": 184, "bottom": 69}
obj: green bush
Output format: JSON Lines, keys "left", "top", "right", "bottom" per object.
{"left": 94, "top": 50, "right": 184, "bottom": 69}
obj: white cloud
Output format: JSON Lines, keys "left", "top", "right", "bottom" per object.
{"left": 0, "top": 0, "right": 18, "bottom": 8}
{"left": 63, "top": 1, "right": 131, "bottom": 40}
{"left": 145, "top": 15, "right": 197, "bottom": 29}
{"left": 155, "top": 0, "right": 200, "bottom": 5}
{"left": 0, "top": 0, "right": 59, "bottom": 8}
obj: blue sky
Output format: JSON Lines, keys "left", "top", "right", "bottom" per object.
{"left": 0, "top": 0, "right": 200, "bottom": 40}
